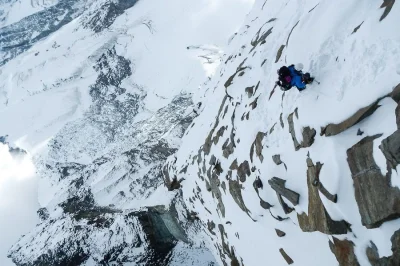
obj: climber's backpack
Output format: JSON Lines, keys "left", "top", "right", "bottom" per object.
{"left": 278, "top": 66, "right": 292, "bottom": 89}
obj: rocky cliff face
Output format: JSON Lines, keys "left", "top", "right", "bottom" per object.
{"left": 2, "top": 0, "right": 400, "bottom": 265}
{"left": 164, "top": 0, "right": 400, "bottom": 265}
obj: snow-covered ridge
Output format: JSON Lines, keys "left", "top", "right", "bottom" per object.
{"left": 165, "top": 0, "right": 400, "bottom": 265}
{"left": 2, "top": 0, "right": 400, "bottom": 265}
{"left": 0, "top": 0, "right": 252, "bottom": 265}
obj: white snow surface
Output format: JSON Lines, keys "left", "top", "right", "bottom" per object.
{"left": 1, "top": 0, "right": 400, "bottom": 265}
{"left": 0, "top": 0, "right": 253, "bottom": 264}
{"left": 168, "top": 0, "right": 400, "bottom": 265}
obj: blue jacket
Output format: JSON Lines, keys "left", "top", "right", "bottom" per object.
{"left": 288, "top": 65, "right": 305, "bottom": 90}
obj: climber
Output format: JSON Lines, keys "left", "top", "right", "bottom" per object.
{"left": 276, "top": 64, "right": 314, "bottom": 91}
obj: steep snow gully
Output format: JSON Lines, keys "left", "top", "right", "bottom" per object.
{"left": 1, "top": 0, "right": 400, "bottom": 265}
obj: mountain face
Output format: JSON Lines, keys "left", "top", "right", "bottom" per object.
{"left": 1, "top": 0, "right": 400, "bottom": 265}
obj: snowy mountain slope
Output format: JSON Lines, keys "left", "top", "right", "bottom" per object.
{"left": 165, "top": 0, "right": 400, "bottom": 265}
{"left": 0, "top": 0, "right": 254, "bottom": 265}
{"left": 0, "top": 0, "right": 59, "bottom": 28}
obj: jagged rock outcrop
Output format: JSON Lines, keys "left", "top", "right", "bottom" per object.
{"left": 367, "top": 229, "right": 400, "bottom": 266}
{"left": 390, "top": 83, "right": 400, "bottom": 103}
{"left": 347, "top": 134, "right": 400, "bottom": 228}
{"left": 329, "top": 237, "right": 360, "bottom": 266}
{"left": 9, "top": 194, "right": 187, "bottom": 265}
{"left": 37, "top": 208, "right": 49, "bottom": 222}
{"left": 275, "top": 229, "right": 286, "bottom": 237}
{"left": 0, "top": 0, "right": 140, "bottom": 66}
{"left": 229, "top": 180, "right": 250, "bottom": 215}
{"left": 163, "top": 161, "right": 182, "bottom": 191}
{"left": 268, "top": 177, "right": 299, "bottom": 206}
{"left": 279, "top": 248, "right": 294, "bottom": 265}
{"left": 288, "top": 110, "right": 316, "bottom": 150}
{"left": 298, "top": 158, "right": 348, "bottom": 234}
{"left": 321, "top": 97, "right": 385, "bottom": 136}
{"left": 396, "top": 105, "right": 400, "bottom": 129}
{"left": 272, "top": 154, "right": 283, "bottom": 165}
{"left": 230, "top": 160, "right": 251, "bottom": 182}
{"left": 379, "top": 0, "right": 395, "bottom": 22}
{"left": 380, "top": 130, "right": 400, "bottom": 170}
{"left": 250, "top": 132, "right": 267, "bottom": 163}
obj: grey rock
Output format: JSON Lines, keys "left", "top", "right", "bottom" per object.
{"left": 245, "top": 86, "right": 255, "bottom": 98}
{"left": 203, "top": 96, "right": 229, "bottom": 155}
{"left": 0, "top": 0, "right": 82, "bottom": 66}
{"left": 380, "top": 129, "right": 400, "bottom": 170}
{"left": 268, "top": 177, "right": 299, "bottom": 206}
{"left": 229, "top": 180, "right": 250, "bottom": 214}
{"left": 9, "top": 202, "right": 186, "bottom": 266}
{"left": 207, "top": 220, "right": 216, "bottom": 235}
{"left": 309, "top": 162, "right": 338, "bottom": 203}
{"left": 272, "top": 154, "right": 283, "bottom": 165}
{"left": 230, "top": 159, "right": 238, "bottom": 170}
{"left": 237, "top": 160, "right": 250, "bottom": 182}
{"left": 253, "top": 178, "right": 263, "bottom": 189}
{"left": 84, "top": 0, "right": 139, "bottom": 33}
{"left": 275, "top": 229, "right": 286, "bottom": 237}
{"left": 396, "top": 104, "right": 400, "bottom": 129}
{"left": 288, "top": 111, "right": 316, "bottom": 150}
{"left": 279, "top": 248, "right": 294, "bottom": 265}
{"left": 380, "top": 0, "right": 395, "bottom": 22}
{"left": 209, "top": 155, "right": 217, "bottom": 166}
{"left": 276, "top": 192, "right": 294, "bottom": 214}
{"left": 163, "top": 164, "right": 181, "bottom": 191}
{"left": 260, "top": 199, "right": 273, "bottom": 210}
{"left": 212, "top": 126, "right": 227, "bottom": 145}
{"left": 222, "top": 138, "right": 235, "bottom": 159}
{"left": 367, "top": 229, "right": 400, "bottom": 266}
{"left": 221, "top": 181, "right": 226, "bottom": 193}
{"left": 249, "top": 97, "right": 258, "bottom": 110}
{"left": 250, "top": 132, "right": 266, "bottom": 163}
{"left": 275, "top": 45, "right": 285, "bottom": 63}
{"left": 322, "top": 97, "right": 385, "bottom": 136}
{"left": 352, "top": 21, "right": 364, "bottom": 34}
{"left": 298, "top": 158, "right": 348, "bottom": 234}
{"left": 37, "top": 208, "right": 49, "bottom": 221}
{"left": 269, "top": 123, "right": 277, "bottom": 134}
{"left": 347, "top": 134, "right": 400, "bottom": 228}
{"left": 301, "top": 127, "right": 317, "bottom": 148}
{"left": 390, "top": 83, "right": 400, "bottom": 103}
{"left": 329, "top": 237, "right": 360, "bottom": 266}
{"left": 250, "top": 26, "right": 273, "bottom": 53}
